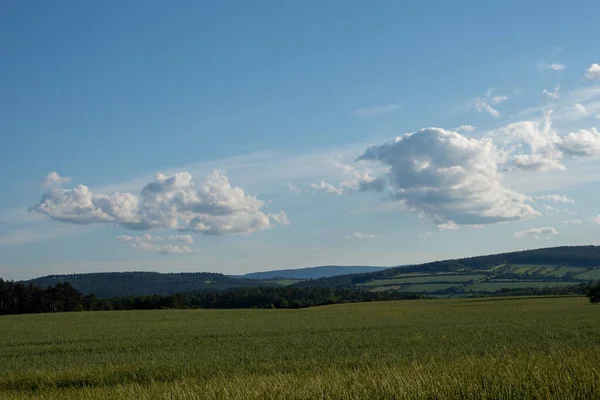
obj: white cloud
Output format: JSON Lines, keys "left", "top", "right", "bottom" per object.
{"left": 573, "top": 103, "right": 587, "bottom": 115}
{"left": 349, "top": 104, "right": 402, "bottom": 117}
{"left": 593, "top": 216, "right": 600, "bottom": 225}
{"left": 502, "top": 112, "right": 600, "bottom": 171}
{"left": 357, "top": 127, "right": 539, "bottom": 226}
{"left": 558, "top": 128, "right": 600, "bottom": 156}
{"left": 456, "top": 125, "right": 476, "bottom": 133}
{"left": 419, "top": 231, "right": 434, "bottom": 238}
{"left": 585, "top": 64, "right": 600, "bottom": 80}
{"left": 562, "top": 220, "right": 582, "bottom": 224}
{"left": 437, "top": 221, "right": 460, "bottom": 230}
{"left": 542, "top": 85, "right": 560, "bottom": 100}
{"left": 514, "top": 227, "right": 558, "bottom": 239}
{"left": 345, "top": 231, "right": 378, "bottom": 239}
{"left": 539, "top": 205, "right": 559, "bottom": 216}
{"left": 44, "top": 172, "right": 71, "bottom": 188}
{"left": 475, "top": 98, "right": 501, "bottom": 117}
{"left": 31, "top": 170, "right": 288, "bottom": 235}
{"left": 117, "top": 234, "right": 201, "bottom": 255}
{"left": 539, "top": 63, "right": 566, "bottom": 71}
{"left": 303, "top": 162, "right": 386, "bottom": 196}
{"left": 310, "top": 180, "right": 344, "bottom": 195}
{"left": 474, "top": 91, "right": 507, "bottom": 117}
{"left": 536, "top": 194, "right": 574, "bottom": 204}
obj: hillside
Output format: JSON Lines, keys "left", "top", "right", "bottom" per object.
{"left": 24, "top": 272, "right": 274, "bottom": 298}
{"left": 241, "top": 265, "right": 388, "bottom": 280}
{"left": 293, "top": 246, "right": 600, "bottom": 295}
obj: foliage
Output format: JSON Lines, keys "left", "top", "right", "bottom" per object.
{"left": 586, "top": 280, "right": 600, "bottom": 303}
{"left": 295, "top": 245, "right": 600, "bottom": 290}
{"left": 0, "top": 279, "right": 422, "bottom": 315}
{"left": 1, "top": 297, "right": 600, "bottom": 399}
{"left": 23, "top": 272, "right": 273, "bottom": 297}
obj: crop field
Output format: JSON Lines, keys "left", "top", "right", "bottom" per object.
{"left": 469, "top": 281, "right": 581, "bottom": 292}
{"left": 2, "top": 297, "right": 600, "bottom": 399}
{"left": 265, "top": 279, "right": 304, "bottom": 286}
{"left": 364, "top": 274, "right": 486, "bottom": 287}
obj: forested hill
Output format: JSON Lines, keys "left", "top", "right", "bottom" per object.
{"left": 241, "top": 266, "right": 388, "bottom": 280}
{"left": 293, "top": 246, "right": 600, "bottom": 289}
{"left": 24, "top": 272, "right": 274, "bottom": 298}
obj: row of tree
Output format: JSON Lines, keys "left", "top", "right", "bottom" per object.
{"left": 3, "top": 277, "right": 599, "bottom": 316}
{"left": 0, "top": 278, "right": 424, "bottom": 315}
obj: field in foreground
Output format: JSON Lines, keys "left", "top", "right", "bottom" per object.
{"left": 1, "top": 297, "right": 600, "bottom": 399}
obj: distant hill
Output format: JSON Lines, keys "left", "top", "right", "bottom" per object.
{"left": 19, "top": 246, "right": 600, "bottom": 299}
{"left": 240, "top": 266, "right": 389, "bottom": 280}
{"left": 24, "top": 272, "right": 273, "bottom": 298}
{"left": 293, "top": 246, "right": 600, "bottom": 295}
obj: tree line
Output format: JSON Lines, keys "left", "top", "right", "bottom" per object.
{"left": 0, "top": 278, "right": 424, "bottom": 315}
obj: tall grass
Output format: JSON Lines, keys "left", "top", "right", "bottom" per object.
{"left": 1, "top": 297, "right": 599, "bottom": 399}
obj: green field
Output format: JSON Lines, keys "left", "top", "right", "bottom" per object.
{"left": 265, "top": 279, "right": 304, "bottom": 286}
{"left": 469, "top": 281, "right": 581, "bottom": 292}
{"left": 364, "top": 274, "right": 486, "bottom": 287}
{"left": 398, "top": 283, "right": 462, "bottom": 292}
{"left": 576, "top": 269, "right": 600, "bottom": 281}
{"left": 3, "top": 297, "right": 600, "bottom": 399}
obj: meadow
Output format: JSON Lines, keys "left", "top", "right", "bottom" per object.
{"left": 1, "top": 297, "right": 600, "bottom": 399}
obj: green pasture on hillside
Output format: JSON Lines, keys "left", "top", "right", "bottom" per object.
{"left": 1, "top": 297, "right": 600, "bottom": 399}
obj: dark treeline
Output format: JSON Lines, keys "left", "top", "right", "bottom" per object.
{"left": 0, "top": 279, "right": 94, "bottom": 315}
{"left": 24, "top": 271, "right": 274, "bottom": 297}
{"left": 0, "top": 278, "right": 423, "bottom": 315}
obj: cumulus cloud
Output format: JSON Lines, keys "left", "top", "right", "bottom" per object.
{"left": 117, "top": 234, "right": 201, "bottom": 255}
{"left": 31, "top": 170, "right": 288, "bottom": 235}
{"left": 514, "top": 227, "right": 558, "bottom": 239}
{"left": 503, "top": 112, "right": 600, "bottom": 171}
{"left": 349, "top": 104, "right": 402, "bottom": 117}
{"left": 536, "top": 194, "right": 574, "bottom": 204}
{"left": 356, "top": 127, "right": 539, "bottom": 227}
{"left": 585, "top": 64, "right": 600, "bottom": 80}
{"left": 345, "top": 231, "right": 378, "bottom": 239}
{"left": 593, "top": 216, "right": 600, "bottom": 225}
{"left": 44, "top": 172, "right": 71, "bottom": 188}
{"left": 542, "top": 85, "right": 560, "bottom": 100}
{"left": 558, "top": 128, "right": 600, "bottom": 156}
{"left": 562, "top": 219, "right": 582, "bottom": 224}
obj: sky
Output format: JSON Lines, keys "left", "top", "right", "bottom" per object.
{"left": 1, "top": 1, "right": 600, "bottom": 280}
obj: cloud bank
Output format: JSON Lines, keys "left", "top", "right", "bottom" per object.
{"left": 117, "top": 234, "right": 201, "bottom": 255}
{"left": 514, "top": 227, "right": 558, "bottom": 239}
{"left": 31, "top": 170, "right": 288, "bottom": 235}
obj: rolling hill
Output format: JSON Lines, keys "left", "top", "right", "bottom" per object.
{"left": 19, "top": 246, "right": 600, "bottom": 298}
{"left": 24, "top": 272, "right": 275, "bottom": 298}
{"left": 292, "top": 246, "right": 600, "bottom": 295}
{"left": 240, "top": 265, "right": 389, "bottom": 280}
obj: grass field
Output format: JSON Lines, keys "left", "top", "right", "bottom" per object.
{"left": 264, "top": 279, "right": 304, "bottom": 286}
{"left": 364, "top": 274, "right": 486, "bottom": 287}
{"left": 469, "top": 281, "right": 581, "bottom": 292}
{"left": 2, "top": 297, "right": 600, "bottom": 399}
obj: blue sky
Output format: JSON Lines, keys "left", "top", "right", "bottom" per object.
{"left": 2, "top": 1, "right": 600, "bottom": 280}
